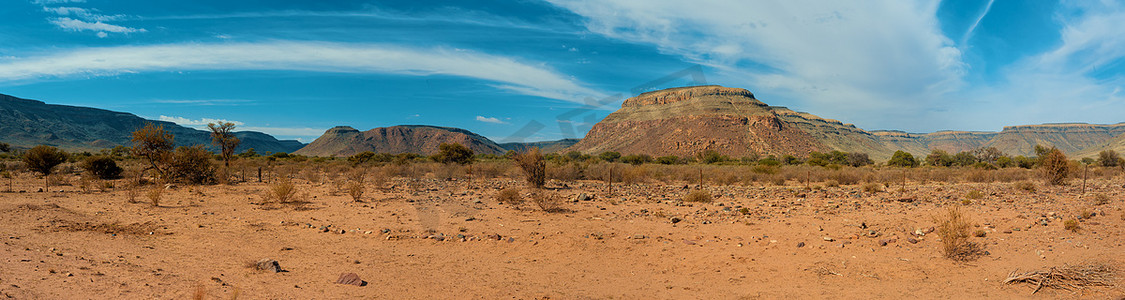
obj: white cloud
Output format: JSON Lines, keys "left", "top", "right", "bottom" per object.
{"left": 0, "top": 41, "right": 604, "bottom": 103}
{"left": 548, "top": 0, "right": 966, "bottom": 130}
{"left": 49, "top": 17, "right": 145, "bottom": 34}
{"left": 158, "top": 115, "right": 244, "bottom": 127}
{"left": 952, "top": 2, "right": 1125, "bottom": 129}
{"left": 31, "top": 0, "right": 86, "bottom": 4}
{"left": 241, "top": 126, "right": 327, "bottom": 137}
{"left": 151, "top": 99, "right": 254, "bottom": 106}
{"left": 475, "top": 115, "right": 507, "bottom": 124}
{"left": 43, "top": 6, "right": 123, "bottom": 22}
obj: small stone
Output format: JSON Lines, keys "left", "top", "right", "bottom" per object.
{"left": 796, "top": 242, "right": 806, "bottom": 248}
{"left": 1002, "top": 229, "right": 1012, "bottom": 234}
{"left": 631, "top": 234, "right": 645, "bottom": 240}
{"left": 255, "top": 259, "right": 282, "bottom": 273}
{"left": 335, "top": 273, "right": 366, "bottom": 286}
{"left": 823, "top": 237, "right": 834, "bottom": 242}
{"left": 670, "top": 217, "right": 682, "bottom": 224}
{"left": 487, "top": 233, "right": 502, "bottom": 241}
{"left": 907, "top": 237, "right": 919, "bottom": 244}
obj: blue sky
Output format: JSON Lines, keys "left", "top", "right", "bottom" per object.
{"left": 1, "top": 0, "right": 1124, "bottom": 143}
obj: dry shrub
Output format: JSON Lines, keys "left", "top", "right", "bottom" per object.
{"left": 263, "top": 179, "right": 300, "bottom": 203}
{"left": 530, "top": 190, "right": 564, "bottom": 212}
{"left": 302, "top": 167, "right": 321, "bottom": 184}
{"left": 1079, "top": 209, "right": 1094, "bottom": 219}
{"left": 433, "top": 163, "right": 465, "bottom": 180}
{"left": 993, "top": 168, "right": 1031, "bottom": 182}
{"left": 973, "top": 229, "right": 987, "bottom": 237}
{"left": 934, "top": 207, "right": 982, "bottom": 261}
{"left": 1040, "top": 148, "right": 1071, "bottom": 185}
{"left": 514, "top": 148, "right": 546, "bottom": 188}
{"left": 368, "top": 167, "right": 388, "bottom": 190}
{"left": 683, "top": 189, "right": 712, "bottom": 203}
{"left": 125, "top": 185, "right": 140, "bottom": 203}
{"left": 966, "top": 190, "right": 983, "bottom": 199}
{"left": 146, "top": 187, "right": 163, "bottom": 207}
{"left": 1013, "top": 181, "right": 1036, "bottom": 193}
{"left": 496, "top": 188, "right": 522, "bottom": 206}
{"left": 77, "top": 175, "right": 93, "bottom": 193}
{"left": 615, "top": 164, "right": 648, "bottom": 185}
{"left": 346, "top": 181, "right": 364, "bottom": 202}
{"left": 828, "top": 169, "right": 863, "bottom": 185}
{"left": 1092, "top": 193, "right": 1109, "bottom": 205}
{"left": 1004, "top": 264, "right": 1116, "bottom": 293}
{"left": 1063, "top": 219, "right": 1080, "bottom": 232}
{"left": 862, "top": 182, "right": 882, "bottom": 193}
{"left": 965, "top": 169, "right": 992, "bottom": 183}
{"left": 824, "top": 179, "right": 840, "bottom": 188}
{"left": 48, "top": 173, "right": 70, "bottom": 186}
{"left": 547, "top": 162, "right": 583, "bottom": 182}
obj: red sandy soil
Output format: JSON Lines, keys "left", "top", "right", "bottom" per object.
{"left": 1, "top": 173, "right": 1123, "bottom": 299}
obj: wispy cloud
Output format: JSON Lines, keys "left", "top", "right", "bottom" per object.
{"left": 151, "top": 99, "right": 255, "bottom": 106}
{"left": 43, "top": 6, "right": 123, "bottom": 22}
{"left": 158, "top": 115, "right": 244, "bottom": 127}
{"left": 31, "top": 0, "right": 86, "bottom": 4}
{"left": 49, "top": 17, "right": 144, "bottom": 34}
{"left": 475, "top": 115, "right": 507, "bottom": 124}
{"left": 0, "top": 41, "right": 604, "bottom": 103}
{"left": 549, "top": 0, "right": 966, "bottom": 130}
{"left": 960, "top": 0, "right": 995, "bottom": 46}
{"left": 957, "top": 1, "right": 1125, "bottom": 128}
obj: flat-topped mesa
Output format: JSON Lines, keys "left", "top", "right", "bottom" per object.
{"left": 622, "top": 85, "right": 756, "bottom": 107}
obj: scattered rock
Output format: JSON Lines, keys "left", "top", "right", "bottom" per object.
{"left": 255, "top": 259, "right": 282, "bottom": 273}
{"left": 1002, "top": 229, "right": 1012, "bottom": 234}
{"left": 906, "top": 237, "right": 919, "bottom": 244}
{"left": 335, "top": 273, "right": 366, "bottom": 286}
{"left": 822, "top": 237, "right": 834, "bottom": 242}
{"left": 796, "top": 242, "right": 806, "bottom": 248}
{"left": 631, "top": 234, "right": 645, "bottom": 239}
{"left": 670, "top": 217, "right": 682, "bottom": 224}
{"left": 576, "top": 193, "right": 593, "bottom": 201}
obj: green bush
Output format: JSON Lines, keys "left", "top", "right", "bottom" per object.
{"left": 887, "top": 150, "right": 918, "bottom": 167}
{"left": 80, "top": 156, "right": 123, "bottom": 179}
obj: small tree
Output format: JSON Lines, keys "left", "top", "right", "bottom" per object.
{"left": 887, "top": 150, "right": 918, "bottom": 167}
{"left": 80, "top": 156, "right": 123, "bottom": 179}
{"left": 514, "top": 147, "right": 546, "bottom": 189}
{"left": 23, "top": 145, "right": 68, "bottom": 192}
{"left": 1098, "top": 150, "right": 1120, "bottom": 167}
{"left": 167, "top": 146, "right": 216, "bottom": 184}
{"left": 432, "top": 143, "right": 474, "bottom": 165}
{"left": 131, "top": 123, "right": 174, "bottom": 178}
{"left": 1040, "top": 147, "right": 1070, "bottom": 185}
{"left": 207, "top": 122, "right": 241, "bottom": 168}
{"left": 598, "top": 151, "right": 621, "bottom": 162}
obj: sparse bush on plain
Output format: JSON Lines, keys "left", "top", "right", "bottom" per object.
{"left": 514, "top": 148, "right": 546, "bottom": 189}
{"left": 167, "top": 146, "right": 217, "bottom": 184}
{"left": 146, "top": 187, "right": 163, "bottom": 207}
{"left": 263, "top": 179, "right": 300, "bottom": 203}
{"left": 346, "top": 181, "right": 364, "bottom": 202}
{"left": 1063, "top": 219, "right": 1080, "bottom": 232}
{"left": 530, "top": 190, "right": 564, "bottom": 212}
{"left": 934, "top": 207, "right": 981, "bottom": 261}
{"left": 862, "top": 182, "right": 882, "bottom": 194}
{"left": 80, "top": 156, "right": 123, "bottom": 180}
{"left": 1092, "top": 193, "right": 1109, "bottom": 205}
{"left": 24, "top": 145, "right": 68, "bottom": 192}
{"left": 1013, "top": 181, "right": 1036, "bottom": 193}
{"left": 683, "top": 189, "right": 712, "bottom": 203}
{"left": 1039, "top": 147, "right": 1070, "bottom": 185}
{"left": 966, "top": 190, "right": 983, "bottom": 199}
{"left": 496, "top": 187, "right": 522, "bottom": 206}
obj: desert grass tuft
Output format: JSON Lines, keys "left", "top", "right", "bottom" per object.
{"left": 683, "top": 189, "right": 712, "bottom": 203}
{"left": 496, "top": 188, "right": 522, "bottom": 206}
{"left": 934, "top": 207, "right": 982, "bottom": 261}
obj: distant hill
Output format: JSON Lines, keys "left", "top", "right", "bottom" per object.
{"left": 294, "top": 125, "right": 506, "bottom": 157}
{"left": 568, "top": 85, "right": 1125, "bottom": 161}
{"left": 0, "top": 93, "right": 304, "bottom": 154}
{"left": 498, "top": 139, "right": 580, "bottom": 153}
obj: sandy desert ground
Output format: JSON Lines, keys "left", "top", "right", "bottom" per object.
{"left": 1, "top": 171, "right": 1123, "bottom": 299}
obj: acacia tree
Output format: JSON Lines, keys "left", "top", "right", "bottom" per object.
{"left": 208, "top": 122, "right": 241, "bottom": 168}
{"left": 433, "top": 143, "right": 474, "bottom": 165}
{"left": 131, "top": 123, "right": 174, "bottom": 178}
{"left": 23, "top": 145, "right": 68, "bottom": 192}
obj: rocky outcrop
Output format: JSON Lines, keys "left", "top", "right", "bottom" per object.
{"left": 293, "top": 125, "right": 506, "bottom": 157}
{"left": 569, "top": 85, "right": 1125, "bottom": 160}
{"left": 570, "top": 86, "right": 824, "bottom": 157}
